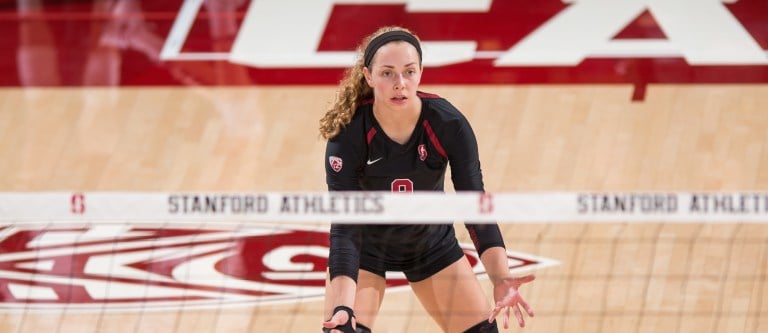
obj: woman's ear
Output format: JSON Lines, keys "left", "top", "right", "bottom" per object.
{"left": 363, "top": 67, "right": 373, "bottom": 87}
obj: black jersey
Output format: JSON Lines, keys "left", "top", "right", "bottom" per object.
{"left": 325, "top": 92, "right": 505, "bottom": 281}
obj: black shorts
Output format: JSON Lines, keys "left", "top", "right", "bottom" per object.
{"left": 357, "top": 224, "right": 465, "bottom": 282}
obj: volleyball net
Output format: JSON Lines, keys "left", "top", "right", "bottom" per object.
{"left": 0, "top": 191, "right": 766, "bottom": 333}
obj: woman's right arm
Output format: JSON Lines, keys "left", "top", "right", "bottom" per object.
{"left": 323, "top": 136, "right": 364, "bottom": 327}
{"left": 325, "top": 223, "right": 361, "bottom": 313}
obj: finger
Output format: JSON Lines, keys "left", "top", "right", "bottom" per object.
{"left": 488, "top": 303, "right": 503, "bottom": 322}
{"left": 513, "top": 304, "right": 525, "bottom": 328}
{"left": 488, "top": 308, "right": 497, "bottom": 323}
{"left": 513, "top": 274, "right": 536, "bottom": 285}
{"left": 520, "top": 297, "right": 535, "bottom": 317}
{"left": 322, "top": 314, "right": 345, "bottom": 328}
{"left": 503, "top": 306, "right": 510, "bottom": 329}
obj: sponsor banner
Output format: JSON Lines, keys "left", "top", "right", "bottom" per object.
{"left": 0, "top": 223, "right": 558, "bottom": 312}
{"left": 0, "top": 192, "right": 767, "bottom": 223}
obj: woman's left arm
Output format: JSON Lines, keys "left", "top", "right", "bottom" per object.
{"left": 443, "top": 108, "right": 536, "bottom": 328}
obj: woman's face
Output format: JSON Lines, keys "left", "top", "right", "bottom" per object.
{"left": 364, "top": 41, "right": 422, "bottom": 110}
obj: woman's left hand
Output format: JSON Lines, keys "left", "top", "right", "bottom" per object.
{"left": 488, "top": 274, "right": 535, "bottom": 329}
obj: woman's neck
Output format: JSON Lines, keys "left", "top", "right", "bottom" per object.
{"left": 373, "top": 98, "right": 422, "bottom": 145}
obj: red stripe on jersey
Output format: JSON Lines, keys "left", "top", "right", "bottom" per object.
{"left": 417, "top": 91, "right": 440, "bottom": 99}
{"left": 422, "top": 120, "right": 447, "bottom": 159}
{"left": 367, "top": 127, "right": 377, "bottom": 144}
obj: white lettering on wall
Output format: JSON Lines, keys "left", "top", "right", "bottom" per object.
{"left": 163, "top": 0, "right": 767, "bottom": 67}
{"left": 229, "top": 0, "right": 488, "bottom": 67}
{"left": 497, "top": 0, "right": 767, "bottom": 66}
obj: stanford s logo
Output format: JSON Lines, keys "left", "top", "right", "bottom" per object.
{"left": 0, "top": 223, "right": 557, "bottom": 312}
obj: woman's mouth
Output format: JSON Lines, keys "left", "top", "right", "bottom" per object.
{"left": 391, "top": 96, "right": 407, "bottom": 103}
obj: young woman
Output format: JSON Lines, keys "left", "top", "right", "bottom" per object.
{"left": 318, "top": 26, "right": 535, "bottom": 333}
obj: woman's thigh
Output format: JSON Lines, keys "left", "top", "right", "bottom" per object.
{"left": 409, "top": 256, "right": 491, "bottom": 333}
{"left": 353, "top": 269, "right": 387, "bottom": 328}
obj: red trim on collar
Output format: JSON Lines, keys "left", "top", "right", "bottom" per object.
{"left": 417, "top": 91, "right": 441, "bottom": 99}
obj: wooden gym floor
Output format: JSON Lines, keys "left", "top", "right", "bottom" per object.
{"left": 1, "top": 85, "right": 767, "bottom": 332}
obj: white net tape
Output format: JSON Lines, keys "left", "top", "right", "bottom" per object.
{"left": 1, "top": 191, "right": 766, "bottom": 223}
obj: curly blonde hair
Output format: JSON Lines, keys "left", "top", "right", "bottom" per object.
{"left": 318, "top": 26, "right": 420, "bottom": 140}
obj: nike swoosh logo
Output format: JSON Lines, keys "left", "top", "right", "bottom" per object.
{"left": 366, "top": 157, "right": 383, "bottom": 165}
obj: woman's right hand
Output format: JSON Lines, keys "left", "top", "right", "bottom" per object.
{"left": 322, "top": 306, "right": 357, "bottom": 333}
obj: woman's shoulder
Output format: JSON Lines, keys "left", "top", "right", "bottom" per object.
{"left": 419, "top": 91, "right": 465, "bottom": 122}
{"left": 329, "top": 103, "right": 372, "bottom": 143}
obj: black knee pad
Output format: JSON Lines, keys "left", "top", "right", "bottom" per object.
{"left": 463, "top": 319, "right": 498, "bottom": 333}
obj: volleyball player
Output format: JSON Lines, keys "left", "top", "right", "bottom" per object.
{"left": 318, "top": 26, "right": 535, "bottom": 333}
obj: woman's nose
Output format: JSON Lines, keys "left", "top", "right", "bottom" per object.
{"left": 394, "top": 74, "right": 405, "bottom": 89}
